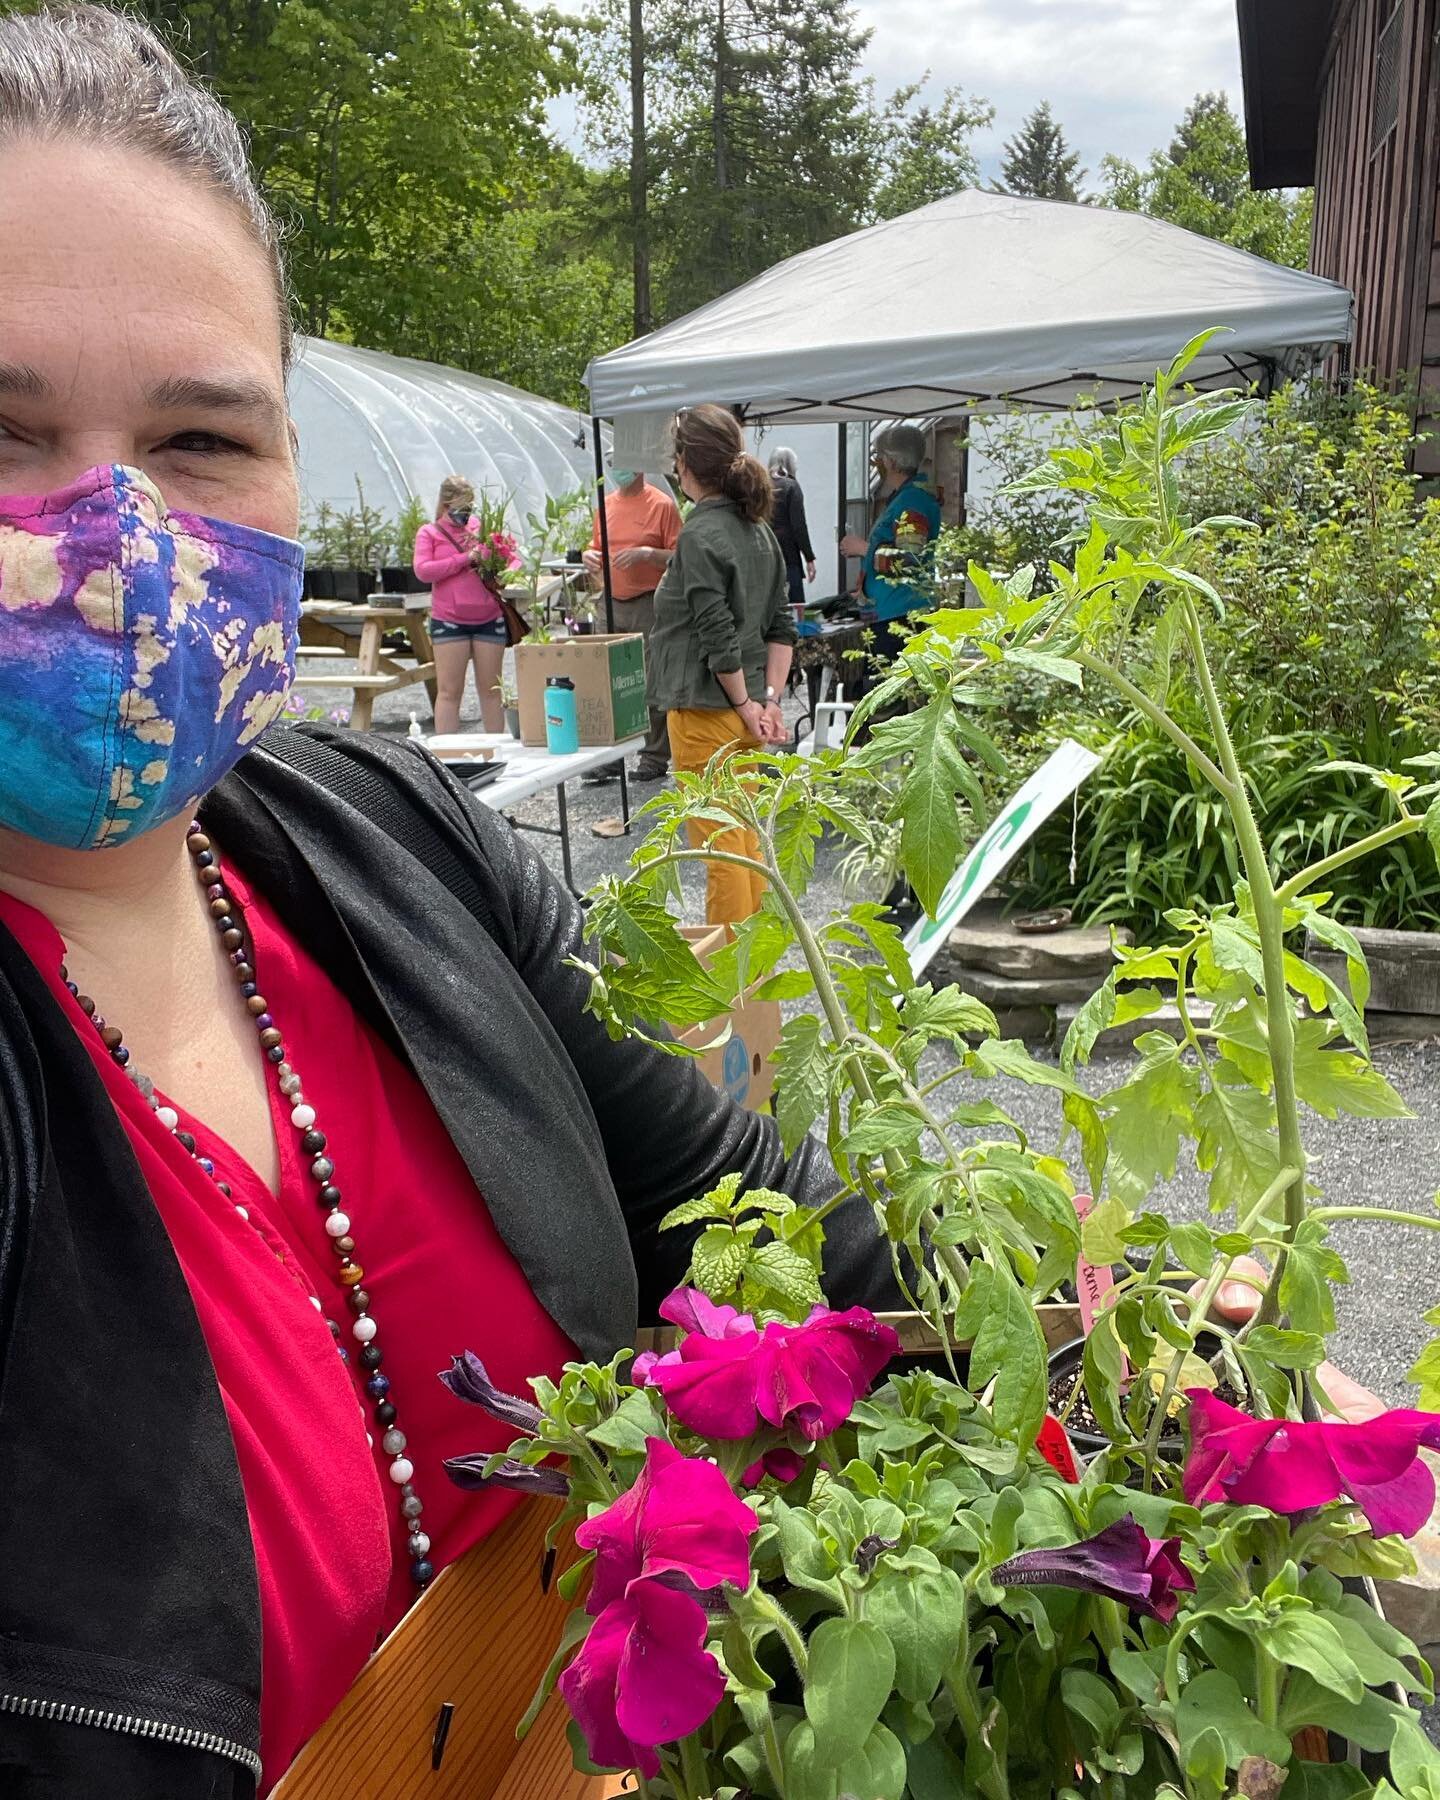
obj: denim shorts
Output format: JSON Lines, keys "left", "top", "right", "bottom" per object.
{"left": 430, "top": 617, "right": 507, "bottom": 645}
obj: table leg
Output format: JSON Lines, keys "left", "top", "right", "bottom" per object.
{"left": 556, "top": 782, "right": 577, "bottom": 895}
{"left": 407, "top": 615, "right": 438, "bottom": 709}
{"left": 618, "top": 763, "right": 633, "bottom": 836}
{"left": 350, "top": 690, "right": 375, "bottom": 731}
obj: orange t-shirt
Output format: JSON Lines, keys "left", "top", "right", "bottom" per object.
{"left": 590, "top": 481, "right": 682, "bottom": 601}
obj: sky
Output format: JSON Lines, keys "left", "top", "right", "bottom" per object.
{"left": 542, "top": 0, "right": 1245, "bottom": 185}
{"left": 856, "top": 0, "right": 1244, "bottom": 181}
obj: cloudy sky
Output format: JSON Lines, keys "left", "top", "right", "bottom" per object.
{"left": 544, "top": 0, "right": 1245, "bottom": 183}
{"left": 856, "top": 0, "right": 1244, "bottom": 180}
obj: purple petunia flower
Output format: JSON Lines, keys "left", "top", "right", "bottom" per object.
{"left": 992, "top": 1517, "right": 1195, "bottom": 1623}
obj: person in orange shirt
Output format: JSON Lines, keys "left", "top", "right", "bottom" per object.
{"left": 583, "top": 466, "right": 682, "bottom": 781}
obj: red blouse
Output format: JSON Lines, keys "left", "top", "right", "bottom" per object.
{"left": 0, "top": 867, "right": 576, "bottom": 1794}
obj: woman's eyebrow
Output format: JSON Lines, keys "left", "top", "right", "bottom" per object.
{"left": 0, "top": 361, "right": 52, "bottom": 399}
{"left": 146, "top": 373, "right": 285, "bottom": 428}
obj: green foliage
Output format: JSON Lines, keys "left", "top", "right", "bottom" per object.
{"left": 523, "top": 334, "right": 1440, "bottom": 1799}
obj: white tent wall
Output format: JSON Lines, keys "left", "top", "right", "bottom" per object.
{"left": 748, "top": 422, "right": 841, "bottom": 595}
{"left": 289, "top": 336, "right": 597, "bottom": 537}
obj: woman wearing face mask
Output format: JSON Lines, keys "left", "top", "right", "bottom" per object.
{"left": 412, "top": 475, "right": 506, "bottom": 734}
{"left": 648, "top": 405, "right": 794, "bottom": 927}
{"left": 0, "top": 10, "right": 890, "bottom": 1796}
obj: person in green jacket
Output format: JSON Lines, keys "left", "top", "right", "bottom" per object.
{"left": 649, "top": 404, "right": 796, "bottom": 925}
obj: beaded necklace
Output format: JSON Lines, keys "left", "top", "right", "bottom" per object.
{"left": 60, "top": 822, "right": 434, "bottom": 1594}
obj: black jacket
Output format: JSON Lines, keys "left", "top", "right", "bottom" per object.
{"left": 0, "top": 728, "right": 887, "bottom": 1797}
{"left": 770, "top": 474, "right": 815, "bottom": 568}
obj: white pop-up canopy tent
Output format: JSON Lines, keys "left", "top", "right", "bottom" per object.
{"left": 585, "top": 189, "right": 1353, "bottom": 425}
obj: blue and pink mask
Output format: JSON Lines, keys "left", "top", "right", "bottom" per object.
{"left": 0, "top": 464, "right": 302, "bottom": 849}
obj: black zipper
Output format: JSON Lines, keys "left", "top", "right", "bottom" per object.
{"left": 0, "top": 1691, "right": 262, "bottom": 1781}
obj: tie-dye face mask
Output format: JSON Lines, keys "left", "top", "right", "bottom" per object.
{"left": 0, "top": 464, "right": 302, "bottom": 850}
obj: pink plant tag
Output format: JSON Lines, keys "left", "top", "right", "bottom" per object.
{"left": 1072, "top": 1193, "right": 1125, "bottom": 1366}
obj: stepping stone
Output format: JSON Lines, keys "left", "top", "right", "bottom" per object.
{"left": 942, "top": 965, "right": 1114, "bottom": 1007}
{"left": 1053, "top": 999, "right": 1213, "bottom": 1056}
{"left": 946, "top": 918, "right": 1131, "bottom": 982}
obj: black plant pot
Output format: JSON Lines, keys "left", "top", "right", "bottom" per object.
{"left": 566, "top": 548, "right": 584, "bottom": 566}
{"left": 404, "top": 568, "right": 429, "bottom": 594}
{"left": 332, "top": 568, "right": 362, "bottom": 603}
{"left": 1048, "top": 1329, "right": 1227, "bottom": 1465}
{"left": 381, "top": 566, "right": 409, "bottom": 595}
{"left": 572, "top": 619, "right": 596, "bottom": 636}
{"left": 308, "top": 567, "right": 336, "bottom": 600}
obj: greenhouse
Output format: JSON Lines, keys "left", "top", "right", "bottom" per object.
{"left": 288, "top": 335, "right": 598, "bottom": 530}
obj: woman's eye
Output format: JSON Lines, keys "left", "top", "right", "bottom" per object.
{"left": 163, "top": 431, "right": 248, "bottom": 456}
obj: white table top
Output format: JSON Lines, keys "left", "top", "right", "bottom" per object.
{"left": 425, "top": 732, "right": 645, "bottom": 810}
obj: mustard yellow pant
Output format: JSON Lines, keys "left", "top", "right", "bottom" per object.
{"left": 666, "top": 706, "right": 768, "bottom": 926}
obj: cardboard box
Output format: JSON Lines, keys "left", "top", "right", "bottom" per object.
{"left": 515, "top": 633, "right": 648, "bottom": 747}
{"left": 675, "top": 925, "right": 783, "bottom": 1113}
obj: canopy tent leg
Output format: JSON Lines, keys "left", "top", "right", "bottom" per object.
{"left": 590, "top": 418, "right": 616, "bottom": 635}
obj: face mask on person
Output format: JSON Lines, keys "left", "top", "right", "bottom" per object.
{"left": 608, "top": 469, "right": 637, "bottom": 489}
{"left": 0, "top": 463, "right": 302, "bottom": 851}
{"left": 447, "top": 505, "right": 473, "bottom": 526}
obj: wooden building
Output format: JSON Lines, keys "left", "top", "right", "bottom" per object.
{"left": 1237, "top": 0, "right": 1440, "bottom": 466}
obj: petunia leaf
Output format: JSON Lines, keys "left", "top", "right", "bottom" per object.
{"left": 1262, "top": 1611, "right": 1364, "bottom": 1703}
{"left": 803, "top": 1618, "right": 896, "bottom": 1765}
{"left": 1175, "top": 1670, "right": 1291, "bottom": 1771}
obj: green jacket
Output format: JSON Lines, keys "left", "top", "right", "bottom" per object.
{"left": 648, "top": 496, "right": 796, "bottom": 711}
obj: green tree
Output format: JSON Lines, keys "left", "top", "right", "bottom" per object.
{"left": 998, "top": 99, "right": 1084, "bottom": 201}
{"left": 125, "top": 0, "right": 624, "bottom": 400}
{"left": 1099, "top": 91, "right": 1312, "bottom": 268}
{"left": 872, "top": 84, "right": 994, "bottom": 220}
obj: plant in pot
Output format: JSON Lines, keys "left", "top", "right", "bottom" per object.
{"left": 440, "top": 337, "right": 1440, "bottom": 1798}
{"left": 303, "top": 501, "right": 339, "bottom": 599}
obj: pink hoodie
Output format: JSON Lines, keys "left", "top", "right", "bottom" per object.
{"left": 412, "top": 520, "right": 504, "bottom": 626}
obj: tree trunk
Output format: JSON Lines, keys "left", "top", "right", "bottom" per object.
{"left": 628, "top": 0, "right": 652, "bottom": 337}
{"left": 713, "top": 0, "right": 728, "bottom": 192}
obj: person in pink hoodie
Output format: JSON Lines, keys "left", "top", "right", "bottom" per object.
{"left": 412, "top": 475, "right": 506, "bottom": 733}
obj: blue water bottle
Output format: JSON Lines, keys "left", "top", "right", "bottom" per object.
{"left": 544, "top": 675, "right": 580, "bottom": 754}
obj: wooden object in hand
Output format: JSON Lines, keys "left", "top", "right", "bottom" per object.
{"left": 273, "top": 1498, "right": 618, "bottom": 1800}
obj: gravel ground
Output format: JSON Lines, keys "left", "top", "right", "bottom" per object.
{"left": 314, "top": 666, "right": 1440, "bottom": 1407}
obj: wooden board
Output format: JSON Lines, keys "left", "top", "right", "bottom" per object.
{"left": 273, "top": 1499, "right": 618, "bottom": 1800}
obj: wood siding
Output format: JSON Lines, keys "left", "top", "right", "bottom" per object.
{"left": 1311, "top": 0, "right": 1440, "bottom": 464}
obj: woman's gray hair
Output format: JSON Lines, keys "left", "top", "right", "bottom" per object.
{"left": 874, "top": 424, "right": 927, "bottom": 476}
{"left": 0, "top": 3, "right": 292, "bottom": 366}
{"left": 767, "top": 447, "right": 798, "bottom": 480}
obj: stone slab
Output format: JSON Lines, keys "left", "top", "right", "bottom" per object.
{"left": 1307, "top": 928, "right": 1440, "bottom": 1019}
{"left": 936, "top": 962, "right": 1108, "bottom": 1007}
{"left": 1053, "top": 999, "right": 1214, "bottom": 1056}
{"left": 946, "top": 918, "right": 1131, "bottom": 982}
{"left": 989, "top": 1005, "right": 1055, "bottom": 1043}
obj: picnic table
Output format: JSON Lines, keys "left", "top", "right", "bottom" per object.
{"left": 427, "top": 731, "right": 646, "bottom": 896}
{"left": 296, "top": 598, "right": 437, "bottom": 730}
{"left": 792, "top": 616, "right": 872, "bottom": 733}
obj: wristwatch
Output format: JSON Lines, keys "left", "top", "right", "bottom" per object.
{"left": 763, "top": 685, "right": 779, "bottom": 703}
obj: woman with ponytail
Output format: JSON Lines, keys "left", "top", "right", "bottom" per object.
{"left": 648, "top": 405, "right": 796, "bottom": 925}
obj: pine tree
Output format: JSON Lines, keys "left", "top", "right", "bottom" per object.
{"left": 999, "top": 101, "right": 1085, "bottom": 202}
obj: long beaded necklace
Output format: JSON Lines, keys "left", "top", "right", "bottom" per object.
{"left": 59, "top": 822, "right": 435, "bottom": 1594}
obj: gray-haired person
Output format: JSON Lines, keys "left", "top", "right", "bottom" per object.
{"left": 766, "top": 447, "right": 816, "bottom": 607}
{"left": 838, "top": 423, "right": 942, "bottom": 645}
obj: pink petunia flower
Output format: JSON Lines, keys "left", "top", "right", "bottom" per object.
{"left": 1183, "top": 1389, "right": 1440, "bottom": 1539}
{"left": 561, "top": 1438, "right": 758, "bottom": 1775}
{"left": 632, "top": 1289, "right": 899, "bottom": 1443}
{"left": 558, "top": 1578, "right": 725, "bottom": 1777}
{"left": 576, "top": 1436, "right": 757, "bottom": 1614}
{"left": 993, "top": 1517, "right": 1195, "bottom": 1623}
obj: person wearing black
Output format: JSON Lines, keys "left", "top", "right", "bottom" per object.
{"left": 766, "top": 446, "right": 816, "bottom": 606}
{"left": 0, "top": 8, "right": 893, "bottom": 1794}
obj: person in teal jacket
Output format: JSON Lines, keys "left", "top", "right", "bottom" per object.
{"left": 839, "top": 423, "right": 943, "bottom": 627}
